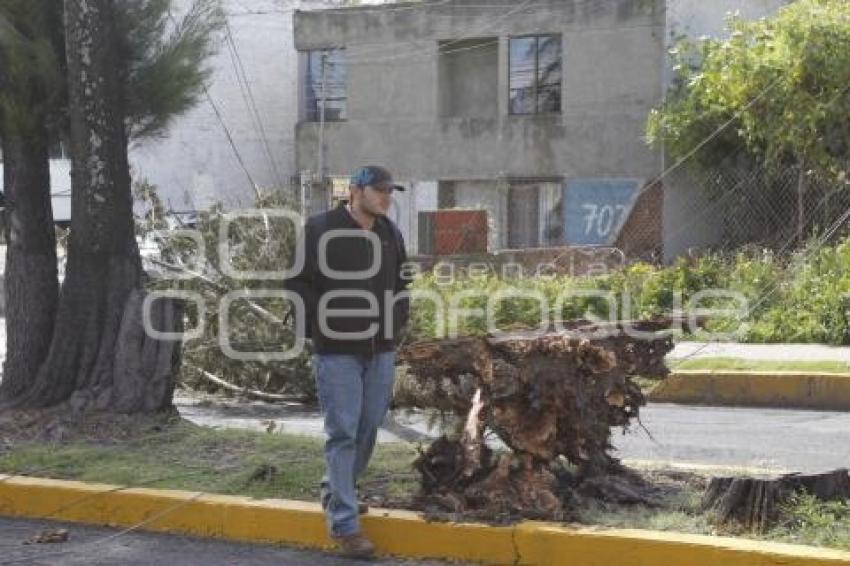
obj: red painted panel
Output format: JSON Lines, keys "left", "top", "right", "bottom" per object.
{"left": 423, "top": 210, "right": 488, "bottom": 255}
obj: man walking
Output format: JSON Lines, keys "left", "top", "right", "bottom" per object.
{"left": 285, "top": 165, "right": 410, "bottom": 558}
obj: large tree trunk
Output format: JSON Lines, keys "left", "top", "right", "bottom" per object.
{"left": 0, "top": 102, "right": 59, "bottom": 401}
{"left": 7, "top": 0, "right": 180, "bottom": 413}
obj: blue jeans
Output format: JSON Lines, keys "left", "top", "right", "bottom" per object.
{"left": 314, "top": 352, "right": 396, "bottom": 537}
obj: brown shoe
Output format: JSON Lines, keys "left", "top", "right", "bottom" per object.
{"left": 332, "top": 533, "right": 376, "bottom": 559}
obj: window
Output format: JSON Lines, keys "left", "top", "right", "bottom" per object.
{"left": 509, "top": 35, "right": 562, "bottom": 115}
{"left": 438, "top": 38, "right": 498, "bottom": 118}
{"left": 304, "top": 48, "right": 347, "bottom": 122}
{"left": 437, "top": 181, "right": 456, "bottom": 208}
{"left": 508, "top": 183, "right": 540, "bottom": 248}
{"left": 508, "top": 181, "right": 564, "bottom": 249}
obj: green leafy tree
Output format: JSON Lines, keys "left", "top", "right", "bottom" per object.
{"left": 648, "top": 0, "right": 850, "bottom": 183}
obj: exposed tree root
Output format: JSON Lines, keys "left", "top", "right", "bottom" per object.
{"left": 400, "top": 321, "right": 675, "bottom": 521}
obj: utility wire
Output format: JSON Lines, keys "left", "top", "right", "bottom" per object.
{"left": 223, "top": 18, "right": 286, "bottom": 188}
{"left": 166, "top": 9, "right": 260, "bottom": 198}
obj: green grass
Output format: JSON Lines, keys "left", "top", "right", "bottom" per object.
{"left": 0, "top": 422, "right": 419, "bottom": 502}
{"left": 577, "top": 478, "right": 850, "bottom": 551}
{"left": 575, "top": 485, "right": 711, "bottom": 535}
{"left": 668, "top": 357, "right": 850, "bottom": 374}
{"left": 768, "top": 493, "right": 850, "bottom": 551}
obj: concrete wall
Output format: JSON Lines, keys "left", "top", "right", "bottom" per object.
{"left": 294, "top": 0, "right": 666, "bottom": 184}
{"left": 129, "top": 0, "right": 348, "bottom": 212}
{"left": 0, "top": 0, "right": 403, "bottom": 226}
{"left": 438, "top": 38, "right": 499, "bottom": 119}
{"left": 661, "top": 0, "right": 791, "bottom": 261}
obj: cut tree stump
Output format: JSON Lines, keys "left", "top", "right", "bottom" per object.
{"left": 400, "top": 320, "right": 676, "bottom": 520}
{"left": 701, "top": 468, "right": 850, "bottom": 532}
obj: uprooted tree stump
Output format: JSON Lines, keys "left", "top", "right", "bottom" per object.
{"left": 702, "top": 468, "right": 850, "bottom": 533}
{"left": 398, "top": 320, "right": 675, "bottom": 521}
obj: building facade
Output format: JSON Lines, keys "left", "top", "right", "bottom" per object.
{"left": 294, "top": 0, "right": 667, "bottom": 256}
{"left": 128, "top": 0, "right": 351, "bottom": 214}
{"left": 2, "top": 0, "right": 792, "bottom": 257}
{"left": 294, "top": 0, "right": 796, "bottom": 259}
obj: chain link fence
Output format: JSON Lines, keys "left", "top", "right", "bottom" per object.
{"left": 660, "top": 162, "right": 850, "bottom": 260}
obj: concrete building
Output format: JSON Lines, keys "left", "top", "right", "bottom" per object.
{"left": 293, "top": 0, "right": 793, "bottom": 259}
{"left": 294, "top": 0, "right": 668, "bottom": 256}
{"left": 129, "top": 1, "right": 409, "bottom": 216}
{"left": 129, "top": 0, "right": 353, "bottom": 215}
{"left": 1, "top": 0, "right": 791, "bottom": 260}
{"left": 2, "top": 0, "right": 351, "bottom": 224}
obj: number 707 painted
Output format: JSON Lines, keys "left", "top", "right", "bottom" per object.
{"left": 581, "top": 204, "right": 629, "bottom": 238}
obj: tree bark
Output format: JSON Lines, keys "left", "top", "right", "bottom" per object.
{"left": 7, "top": 0, "right": 179, "bottom": 413}
{"left": 702, "top": 469, "right": 850, "bottom": 533}
{"left": 0, "top": 100, "right": 59, "bottom": 401}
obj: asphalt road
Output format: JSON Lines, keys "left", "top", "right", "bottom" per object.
{"left": 0, "top": 517, "right": 454, "bottom": 566}
{"left": 613, "top": 403, "right": 850, "bottom": 474}
{"left": 177, "top": 395, "right": 850, "bottom": 474}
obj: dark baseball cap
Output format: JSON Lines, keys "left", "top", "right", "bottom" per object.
{"left": 350, "top": 165, "right": 405, "bottom": 192}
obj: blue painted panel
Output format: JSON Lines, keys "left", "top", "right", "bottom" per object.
{"left": 564, "top": 179, "right": 641, "bottom": 245}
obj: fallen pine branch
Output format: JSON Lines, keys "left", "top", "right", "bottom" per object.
{"left": 184, "top": 364, "right": 305, "bottom": 403}
{"left": 148, "top": 258, "right": 285, "bottom": 325}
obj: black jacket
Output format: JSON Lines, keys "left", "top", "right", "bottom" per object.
{"left": 284, "top": 204, "right": 410, "bottom": 356}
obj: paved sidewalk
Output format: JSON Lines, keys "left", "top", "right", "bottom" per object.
{"left": 669, "top": 341, "right": 850, "bottom": 362}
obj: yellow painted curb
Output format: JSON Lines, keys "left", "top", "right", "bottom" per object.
{"left": 1, "top": 475, "right": 850, "bottom": 565}
{"left": 514, "top": 523, "right": 850, "bottom": 565}
{"left": 649, "top": 371, "right": 850, "bottom": 410}
{"left": 0, "top": 475, "right": 514, "bottom": 564}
